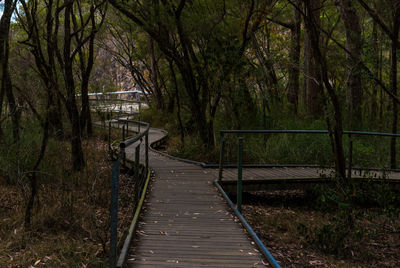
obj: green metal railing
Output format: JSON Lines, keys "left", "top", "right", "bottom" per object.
{"left": 215, "top": 129, "right": 400, "bottom": 268}
{"left": 108, "top": 117, "right": 150, "bottom": 268}
{"left": 218, "top": 129, "right": 400, "bottom": 211}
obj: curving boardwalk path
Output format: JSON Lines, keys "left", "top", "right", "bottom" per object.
{"left": 124, "top": 127, "right": 268, "bottom": 267}
{"left": 117, "top": 122, "right": 400, "bottom": 267}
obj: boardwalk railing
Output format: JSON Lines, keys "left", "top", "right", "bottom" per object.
{"left": 218, "top": 129, "right": 400, "bottom": 210}
{"left": 215, "top": 129, "right": 400, "bottom": 268}
{"left": 90, "top": 98, "right": 144, "bottom": 117}
{"left": 109, "top": 118, "right": 150, "bottom": 268}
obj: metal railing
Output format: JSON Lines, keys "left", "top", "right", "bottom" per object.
{"left": 218, "top": 129, "right": 400, "bottom": 211}
{"left": 214, "top": 129, "right": 400, "bottom": 268}
{"left": 90, "top": 98, "right": 144, "bottom": 117}
{"left": 108, "top": 117, "right": 150, "bottom": 268}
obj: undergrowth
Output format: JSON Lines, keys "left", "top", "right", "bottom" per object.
{"left": 306, "top": 173, "right": 400, "bottom": 257}
{"left": 241, "top": 174, "right": 400, "bottom": 266}
{"left": 0, "top": 122, "right": 129, "bottom": 267}
{"left": 140, "top": 107, "right": 399, "bottom": 168}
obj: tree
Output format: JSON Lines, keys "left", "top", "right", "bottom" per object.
{"left": 18, "top": 0, "right": 106, "bottom": 171}
{"left": 74, "top": 2, "right": 106, "bottom": 136}
{"left": 357, "top": 0, "right": 400, "bottom": 168}
{"left": 300, "top": 0, "right": 347, "bottom": 179}
{"left": 335, "top": 0, "right": 363, "bottom": 129}
{"left": 264, "top": 0, "right": 301, "bottom": 114}
{"left": 0, "top": 0, "right": 19, "bottom": 142}
{"left": 108, "top": 0, "right": 231, "bottom": 146}
{"left": 287, "top": 0, "right": 301, "bottom": 114}
{"left": 303, "top": 0, "right": 323, "bottom": 117}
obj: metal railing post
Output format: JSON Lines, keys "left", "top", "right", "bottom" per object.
{"left": 108, "top": 121, "right": 111, "bottom": 153}
{"left": 237, "top": 137, "right": 243, "bottom": 212}
{"left": 134, "top": 145, "right": 140, "bottom": 208}
{"left": 109, "top": 159, "right": 120, "bottom": 268}
{"left": 122, "top": 125, "right": 125, "bottom": 141}
{"left": 145, "top": 133, "right": 149, "bottom": 170}
{"left": 348, "top": 134, "right": 353, "bottom": 180}
{"left": 126, "top": 120, "right": 129, "bottom": 137}
{"left": 218, "top": 133, "right": 226, "bottom": 181}
{"left": 139, "top": 102, "right": 141, "bottom": 133}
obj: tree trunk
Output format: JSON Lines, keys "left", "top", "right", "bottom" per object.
{"left": 169, "top": 60, "right": 185, "bottom": 145}
{"left": 303, "top": 0, "right": 346, "bottom": 179}
{"left": 49, "top": 92, "right": 64, "bottom": 137}
{"left": 78, "top": 59, "right": 92, "bottom": 137}
{"left": 4, "top": 69, "right": 19, "bottom": 142}
{"left": 0, "top": 81, "right": 4, "bottom": 137}
{"left": 264, "top": 26, "right": 279, "bottom": 94}
{"left": 175, "top": 12, "right": 214, "bottom": 147}
{"left": 371, "top": 19, "right": 378, "bottom": 120}
{"left": 64, "top": 1, "right": 85, "bottom": 171}
{"left": 287, "top": 0, "right": 301, "bottom": 114}
{"left": 77, "top": 7, "right": 97, "bottom": 137}
{"left": 390, "top": 19, "right": 400, "bottom": 169}
{"left": 304, "top": 0, "right": 323, "bottom": 117}
{"left": 149, "top": 37, "right": 164, "bottom": 110}
{"left": 0, "top": 0, "right": 18, "bottom": 140}
{"left": 178, "top": 64, "right": 212, "bottom": 146}
{"left": 335, "top": 0, "right": 363, "bottom": 129}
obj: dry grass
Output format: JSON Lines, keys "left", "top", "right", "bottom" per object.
{"left": 0, "top": 127, "right": 133, "bottom": 267}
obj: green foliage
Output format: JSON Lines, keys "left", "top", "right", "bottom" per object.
{"left": 143, "top": 101, "right": 400, "bottom": 169}
{"left": 0, "top": 121, "right": 42, "bottom": 185}
{"left": 307, "top": 173, "right": 400, "bottom": 256}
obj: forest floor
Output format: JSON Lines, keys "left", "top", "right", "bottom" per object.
{"left": 0, "top": 128, "right": 134, "bottom": 267}
{"left": 239, "top": 190, "right": 400, "bottom": 267}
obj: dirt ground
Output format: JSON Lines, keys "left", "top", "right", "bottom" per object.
{"left": 238, "top": 190, "right": 400, "bottom": 267}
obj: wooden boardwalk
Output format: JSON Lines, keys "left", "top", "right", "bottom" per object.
{"left": 120, "top": 125, "right": 400, "bottom": 267}
{"left": 124, "top": 128, "right": 267, "bottom": 267}
{"left": 218, "top": 166, "right": 400, "bottom": 181}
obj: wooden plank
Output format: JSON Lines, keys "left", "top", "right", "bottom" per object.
{"left": 121, "top": 125, "right": 400, "bottom": 267}
{"left": 123, "top": 128, "right": 268, "bottom": 267}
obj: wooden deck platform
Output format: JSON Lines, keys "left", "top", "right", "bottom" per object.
{"left": 124, "top": 128, "right": 267, "bottom": 267}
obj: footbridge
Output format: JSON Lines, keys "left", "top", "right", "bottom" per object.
{"left": 104, "top": 116, "right": 400, "bottom": 267}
